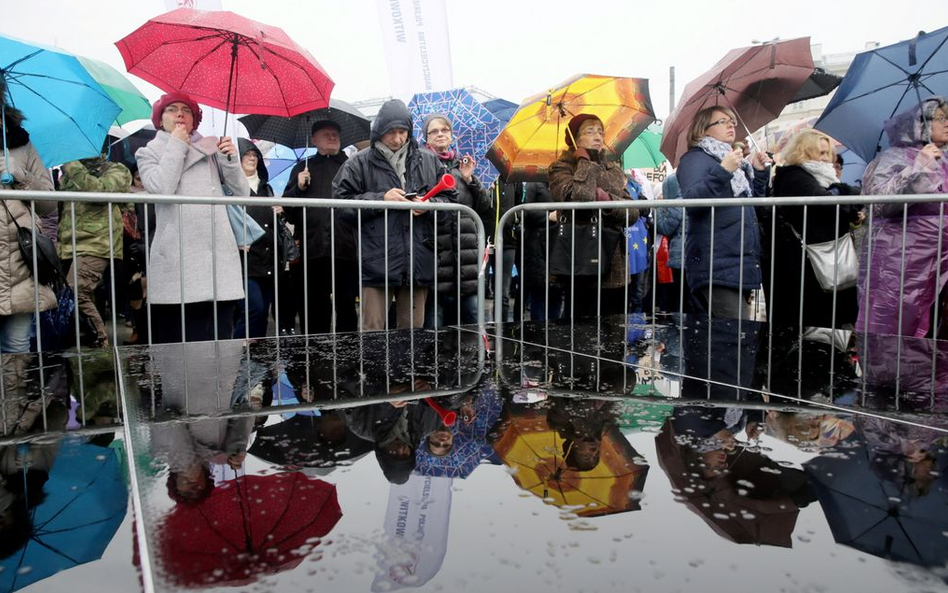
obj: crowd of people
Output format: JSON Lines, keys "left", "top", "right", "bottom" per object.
{"left": 1, "top": 84, "right": 947, "bottom": 353}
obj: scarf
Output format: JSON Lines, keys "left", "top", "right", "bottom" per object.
{"left": 428, "top": 147, "right": 456, "bottom": 163}
{"left": 697, "top": 136, "right": 752, "bottom": 197}
{"left": 374, "top": 141, "right": 409, "bottom": 187}
{"left": 245, "top": 172, "right": 260, "bottom": 194}
{"left": 799, "top": 161, "right": 839, "bottom": 188}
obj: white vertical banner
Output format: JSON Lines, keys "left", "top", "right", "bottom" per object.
{"left": 376, "top": 0, "right": 454, "bottom": 102}
{"left": 162, "top": 0, "right": 240, "bottom": 140}
{"left": 372, "top": 474, "right": 453, "bottom": 591}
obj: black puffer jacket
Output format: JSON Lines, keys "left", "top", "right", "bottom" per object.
{"left": 283, "top": 152, "right": 356, "bottom": 261}
{"left": 430, "top": 152, "right": 492, "bottom": 296}
{"left": 333, "top": 100, "right": 456, "bottom": 287}
{"left": 238, "top": 140, "right": 280, "bottom": 280}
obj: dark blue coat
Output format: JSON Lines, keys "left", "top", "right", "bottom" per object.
{"left": 333, "top": 100, "right": 456, "bottom": 287}
{"left": 676, "top": 147, "right": 768, "bottom": 291}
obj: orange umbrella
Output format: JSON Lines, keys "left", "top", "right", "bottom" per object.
{"left": 492, "top": 410, "right": 648, "bottom": 517}
{"left": 486, "top": 74, "right": 655, "bottom": 182}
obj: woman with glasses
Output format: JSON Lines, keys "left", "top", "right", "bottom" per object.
{"left": 676, "top": 106, "right": 771, "bottom": 319}
{"left": 858, "top": 97, "right": 948, "bottom": 338}
{"left": 548, "top": 113, "right": 638, "bottom": 319}
{"left": 766, "top": 129, "right": 862, "bottom": 329}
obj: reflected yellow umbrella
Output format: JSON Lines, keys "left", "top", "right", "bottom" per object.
{"left": 492, "top": 412, "right": 648, "bottom": 517}
{"left": 486, "top": 74, "right": 655, "bottom": 182}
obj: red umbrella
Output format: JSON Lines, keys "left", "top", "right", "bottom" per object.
{"left": 156, "top": 472, "right": 342, "bottom": 588}
{"left": 115, "top": 8, "right": 333, "bottom": 126}
{"left": 660, "top": 37, "right": 816, "bottom": 167}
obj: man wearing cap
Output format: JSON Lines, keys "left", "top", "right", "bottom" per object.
{"left": 282, "top": 120, "right": 357, "bottom": 334}
{"left": 333, "top": 99, "right": 456, "bottom": 331}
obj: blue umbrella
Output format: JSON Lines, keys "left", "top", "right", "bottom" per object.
{"left": 264, "top": 144, "right": 317, "bottom": 196}
{"left": 409, "top": 88, "right": 503, "bottom": 188}
{"left": 415, "top": 387, "right": 503, "bottom": 479}
{"left": 0, "top": 439, "right": 128, "bottom": 592}
{"left": 814, "top": 25, "right": 948, "bottom": 163}
{"left": 481, "top": 97, "right": 518, "bottom": 126}
{"left": 0, "top": 34, "right": 121, "bottom": 168}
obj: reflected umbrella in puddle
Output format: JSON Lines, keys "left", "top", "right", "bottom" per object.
{"left": 492, "top": 401, "right": 649, "bottom": 517}
{"left": 0, "top": 438, "right": 127, "bottom": 593}
{"left": 248, "top": 412, "right": 374, "bottom": 475}
{"left": 156, "top": 472, "right": 342, "bottom": 588}
{"left": 414, "top": 387, "right": 504, "bottom": 479}
{"left": 656, "top": 412, "right": 816, "bottom": 547}
{"left": 804, "top": 420, "right": 948, "bottom": 569}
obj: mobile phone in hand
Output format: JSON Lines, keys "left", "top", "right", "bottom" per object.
{"left": 404, "top": 192, "right": 418, "bottom": 199}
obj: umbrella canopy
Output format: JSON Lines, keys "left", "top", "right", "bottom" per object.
{"left": 481, "top": 97, "right": 519, "bottom": 126}
{"left": 263, "top": 144, "right": 317, "bottom": 196}
{"left": 414, "top": 388, "right": 503, "bottom": 479}
{"left": 0, "top": 440, "right": 127, "bottom": 593}
{"left": 115, "top": 8, "right": 333, "bottom": 119}
{"left": 248, "top": 413, "right": 374, "bottom": 472}
{"left": 107, "top": 126, "right": 156, "bottom": 168}
{"left": 814, "top": 25, "right": 948, "bottom": 163}
{"left": 661, "top": 37, "right": 816, "bottom": 167}
{"left": 492, "top": 411, "right": 648, "bottom": 517}
{"left": 804, "top": 442, "right": 948, "bottom": 568}
{"left": 622, "top": 123, "right": 665, "bottom": 169}
{"left": 487, "top": 74, "right": 655, "bottom": 182}
{"left": 409, "top": 87, "right": 504, "bottom": 188}
{"left": 75, "top": 56, "right": 152, "bottom": 126}
{"left": 789, "top": 67, "right": 843, "bottom": 104}
{"left": 239, "top": 98, "right": 369, "bottom": 149}
{"left": 655, "top": 420, "right": 808, "bottom": 547}
{"left": 156, "top": 472, "right": 342, "bottom": 588}
{"left": 0, "top": 34, "right": 121, "bottom": 168}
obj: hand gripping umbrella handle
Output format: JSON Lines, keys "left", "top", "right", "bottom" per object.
{"left": 425, "top": 397, "right": 456, "bottom": 426}
{"left": 418, "top": 174, "right": 456, "bottom": 202}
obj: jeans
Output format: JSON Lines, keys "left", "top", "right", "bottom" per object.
{"left": 234, "top": 277, "right": 275, "bottom": 339}
{"left": 0, "top": 313, "right": 33, "bottom": 353}
{"left": 425, "top": 292, "right": 480, "bottom": 328}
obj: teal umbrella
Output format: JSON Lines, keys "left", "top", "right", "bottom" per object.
{"left": 76, "top": 56, "right": 151, "bottom": 125}
{"left": 622, "top": 124, "right": 665, "bottom": 169}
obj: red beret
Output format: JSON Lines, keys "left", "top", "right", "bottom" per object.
{"left": 151, "top": 92, "right": 203, "bottom": 131}
{"left": 565, "top": 113, "right": 603, "bottom": 148}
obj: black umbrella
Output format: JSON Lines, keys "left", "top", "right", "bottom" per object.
{"left": 248, "top": 413, "right": 374, "bottom": 472}
{"left": 107, "top": 126, "right": 156, "bottom": 168}
{"left": 789, "top": 68, "right": 843, "bottom": 104}
{"left": 239, "top": 98, "right": 370, "bottom": 149}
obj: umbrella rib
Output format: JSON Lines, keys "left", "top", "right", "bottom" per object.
{"left": 821, "top": 80, "right": 915, "bottom": 108}
{"left": 10, "top": 84, "right": 101, "bottom": 152}
{"left": 176, "top": 36, "right": 232, "bottom": 93}
{"left": 913, "top": 33, "right": 948, "bottom": 74}
{"left": 8, "top": 72, "right": 115, "bottom": 102}
{"left": 30, "top": 537, "right": 84, "bottom": 565}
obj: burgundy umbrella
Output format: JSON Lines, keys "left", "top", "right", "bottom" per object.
{"left": 661, "top": 37, "right": 816, "bottom": 167}
{"left": 115, "top": 8, "right": 333, "bottom": 133}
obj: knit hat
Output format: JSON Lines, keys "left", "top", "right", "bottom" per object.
{"left": 565, "top": 113, "right": 603, "bottom": 148}
{"left": 151, "top": 92, "right": 203, "bottom": 131}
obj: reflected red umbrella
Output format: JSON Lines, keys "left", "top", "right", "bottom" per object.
{"left": 156, "top": 472, "right": 342, "bottom": 588}
{"left": 115, "top": 8, "right": 333, "bottom": 124}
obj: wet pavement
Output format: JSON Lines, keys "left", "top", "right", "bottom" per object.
{"left": 2, "top": 316, "right": 947, "bottom": 592}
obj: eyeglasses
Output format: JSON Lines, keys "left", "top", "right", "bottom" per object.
{"left": 163, "top": 104, "right": 192, "bottom": 115}
{"left": 706, "top": 118, "right": 737, "bottom": 129}
{"left": 928, "top": 115, "right": 948, "bottom": 124}
{"left": 428, "top": 127, "right": 452, "bottom": 136}
{"left": 580, "top": 127, "right": 604, "bottom": 137}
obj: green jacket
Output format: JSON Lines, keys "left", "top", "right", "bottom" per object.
{"left": 58, "top": 158, "right": 132, "bottom": 260}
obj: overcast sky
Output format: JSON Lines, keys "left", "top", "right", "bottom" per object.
{"left": 6, "top": 0, "right": 946, "bottom": 120}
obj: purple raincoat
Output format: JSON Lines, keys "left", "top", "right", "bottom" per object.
{"left": 857, "top": 97, "right": 948, "bottom": 337}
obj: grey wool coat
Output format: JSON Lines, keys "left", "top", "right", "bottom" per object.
{"left": 135, "top": 132, "right": 250, "bottom": 304}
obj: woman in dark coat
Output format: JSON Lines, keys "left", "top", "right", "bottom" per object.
{"left": 419, "top": 113, "right": 492, "bottom": 327}
{"left": 676, "top": 106, "right": 771, "bottom": 319}
{"left": 522, "top": 182, "right": 564, "bottom": 321}
{"left": 766, "top": 129, "right": 862, "bottom": 329}
{"left": 548, "top": 114, "right": 638, "bottom": 319}
{"left": 234, "top": 139, "right": 290, "bottom": 338}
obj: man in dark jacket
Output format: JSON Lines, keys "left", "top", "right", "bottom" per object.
{"left": 283, "top": 120, "right": 358, "bottom": 334}
{"left": 522, "top": 182, "right": 563, "bottom": 321}
{"left": 419, "top": 113, "right": 492, "bottom": 327}
{"left": 333, "top": 99, "right": 456, "bottom": 331}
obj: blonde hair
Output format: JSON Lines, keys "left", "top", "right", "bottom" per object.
{"left": 688, "top": 106, "right": 737, "bottom": 148}
{"left": 780, "top": 129, "right": 835, "bottom": 166}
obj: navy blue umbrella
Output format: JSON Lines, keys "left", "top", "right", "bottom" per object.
{"left": 815, "top": 25, "right": 948, "bottom": 163}
{"left": 0, "top": 440, "right": 127, "bottom": 592}
{"left": 481, "top": 98, "right": 518, "bottom": 126}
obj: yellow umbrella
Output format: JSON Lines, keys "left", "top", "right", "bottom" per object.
{"left": 486, "top": 74, "right": 655, "bottom": 182}
{"left": 492, "top": 412, "right": 648, "bottom": 517}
